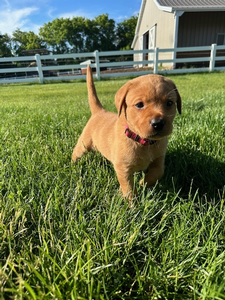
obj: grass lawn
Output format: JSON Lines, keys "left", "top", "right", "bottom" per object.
{"left": 0, "top": 72, "right": 225, "bottom": 299}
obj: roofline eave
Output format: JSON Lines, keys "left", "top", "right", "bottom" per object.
{"left": 131, "top": 0, "right": 147, "bottom": 48}
{"left": 175, "top": 8, "right": 225, "bottom": 12}
{"left": 153, "top": 0, "right": 173, "bottom": 12}
{"left": 154, "top": 0, "right": 225, "bottom": 13}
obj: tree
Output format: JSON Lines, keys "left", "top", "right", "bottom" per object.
{"left": 84, "top": 18, "right": 100, "bottom": 52}
{"left": 85, "top": 14, "right": 116, "bottom": 52}
{"left": 68, "top": 17, "right": 86, "bottom": 52}
{"left": 94, "top": 14, "right": 116, "bottom": 51}
{"left": 39, "top": 14, "right": 117, "bottom": 53}
{"left": 0, "top": 33, "right": 12, "bottom": 57}
{"left": 6, "top": 14, "right": 137, "bottom": 55}
{"left": 39, "top": 18, "right": 69, "bottom": 53}
{"left": 39, "top": 17, "right": 87, "bottom": 53}
{"left": 12, "top": 29, "right": 46, "bottom": 55}
{"left": 116, "top": 16, "right": 138, "bottom": 50}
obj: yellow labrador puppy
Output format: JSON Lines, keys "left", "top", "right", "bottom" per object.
{"left": 72, "top": 66, "right": 181, "bottom": 202}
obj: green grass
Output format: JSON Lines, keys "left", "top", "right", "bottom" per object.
{"left": 0, "top": 72, "right": 225, "bottom": 299}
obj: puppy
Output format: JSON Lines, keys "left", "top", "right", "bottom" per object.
{"left": 72, "top": 65, "right": 181, "bottom": 202}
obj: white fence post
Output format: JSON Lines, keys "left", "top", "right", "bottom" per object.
{"left": 153, "top": 47, "right": 159, "bottom": 74}
{"left": 209, "top": 44, "right": 217, "bottom": 72}
{"left": 35, "top": 54, "right": 44, "bottom": 84}
{"left": 94, "top": 50, "right": 100, "bottom": 80}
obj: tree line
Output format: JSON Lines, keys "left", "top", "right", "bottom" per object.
{"left": 0, "top": 14, "right": 137, "bottom": 57}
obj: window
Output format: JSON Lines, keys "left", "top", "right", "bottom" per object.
{"left": 217, "top": 34, "right": 225, "bottom": 45}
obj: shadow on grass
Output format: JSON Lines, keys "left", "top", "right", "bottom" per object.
{"left": 73, "top": 148, "right": 225, "bottom": 202}
{"left": 163, "top": 149, "right": 225, "bottom": 199}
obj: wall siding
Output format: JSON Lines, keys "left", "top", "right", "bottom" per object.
{"left": 133, "top": 0, "right": 175, "bottom": 64}
{"left": 138, "top": 0, "right": 175, "bottom": 49}
{"left": 178, "top": 11, "right": 225, "bottom": 47}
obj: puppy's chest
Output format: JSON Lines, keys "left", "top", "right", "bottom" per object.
{"left": 127, "top": 144, "right": 163, "bottom": 172}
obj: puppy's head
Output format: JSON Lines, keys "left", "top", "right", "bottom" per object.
{"left": 115, "top": 74, "right": 181, "bottom": 140}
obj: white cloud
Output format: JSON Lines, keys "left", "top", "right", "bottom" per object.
{"left": 116, "top": 15, "right": 130, "bottom": 21}
{"left": 59, "top": 9, "right": 138, "bottom": 23}
{"left": 0, "top": 6, "right": 39, "bottom": 35}
{"left": 116, "top": 9, "right": 139, "bottom": 20}
{"left": 47, "top": 8, "right": 56, "bottom": 19}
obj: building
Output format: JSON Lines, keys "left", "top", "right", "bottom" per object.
{"left": 132, "top": 0, "right": 225, "bottom": 67}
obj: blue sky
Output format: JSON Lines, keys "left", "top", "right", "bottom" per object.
{"left": 0, "top": 0, "right": 141, "bottom": 36}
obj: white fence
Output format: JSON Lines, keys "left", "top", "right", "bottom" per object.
{"left": 0, "top": 44, "right": 225, "bottom": 84}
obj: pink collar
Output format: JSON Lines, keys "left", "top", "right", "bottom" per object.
{"left": 125, "top": 125, "right": 156, "bottom": 146}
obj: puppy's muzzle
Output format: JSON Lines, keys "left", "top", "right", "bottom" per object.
{"left": 151, "top": 118, "right": 165, "bottom": 131}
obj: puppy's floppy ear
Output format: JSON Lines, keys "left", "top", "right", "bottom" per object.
{"left": 174, "top": 88, "right": 182, "bottom": 114}
{"left": 115, "top": 81, "right": 130, "bottom": 116}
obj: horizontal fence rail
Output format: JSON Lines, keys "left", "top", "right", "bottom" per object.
{"left": 0, "top": 44, "right": 225, "bottom": 84}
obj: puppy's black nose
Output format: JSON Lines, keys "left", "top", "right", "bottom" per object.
{"left": 151, "top": 118, "right": 165, "bottom": 131}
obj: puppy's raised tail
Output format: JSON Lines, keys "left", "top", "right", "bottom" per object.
{"left": 86, "top": 65, "right": 103, "bottom": 115}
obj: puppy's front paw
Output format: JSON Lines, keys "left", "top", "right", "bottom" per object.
{"left": 139, "top": 178, "right": 156, "bottom": 188}
{"left": 71, "top": 153, "right": 79, "bottom": 163}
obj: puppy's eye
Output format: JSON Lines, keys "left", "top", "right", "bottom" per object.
{"left": 135, "top": 102, "right": 144, "bottom": 109}
{"left": 167, "top": 100, "right": 174, "bottom": 107}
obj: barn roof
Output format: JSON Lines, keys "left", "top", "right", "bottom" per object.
{"left": 155, "top": 0, "right": 225, "bottom": 11}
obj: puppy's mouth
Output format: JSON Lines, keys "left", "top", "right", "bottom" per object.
{"left": 147, "top": 129, "right": 172, "bottom": 140}
{"left": 147, "top": 132, "right": 158, "bottom": 138}
{"left": 147, "top": 132, "right": 164, "bottom": 140}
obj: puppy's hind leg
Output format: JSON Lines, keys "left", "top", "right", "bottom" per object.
{"left": 72, "top": 126, "right": 93, "bottom": 162}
